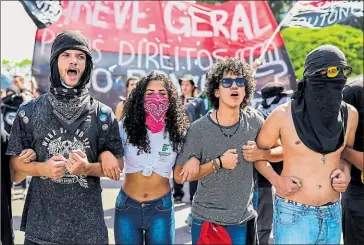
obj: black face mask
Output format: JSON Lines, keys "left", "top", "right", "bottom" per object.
{"left": 291, "top": 74, "right": 348, "bottom": 155}
{"left": 305, "top": 76, "right": 345, "bottom": 127}
{"left": 291, "top": 45, "right": 349, "bottom": 155}
{"left": 261, "top": 94, "right": 284, "bottom": 109}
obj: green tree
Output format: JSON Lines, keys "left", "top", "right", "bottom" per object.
{"left": 281, "top": 24, "right": 363, "bottom": 79}
{"left": 1, "top": 58, "right": 32, "bottom": 76}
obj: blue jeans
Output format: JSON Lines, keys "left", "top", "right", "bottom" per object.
{"left": 191, "top": 217, "right": 247, "bottom": 245}
{"left": 273, "top": 196, "right": 342, "bottom": 244}
{"left": 253, "top": 187, "right": 259, "bottom": 209}
{"left": 114, "top": 189, "right": 175, "bottom": 244}
{"left": 254, "top": 186, "right": 274, "bottom": 245}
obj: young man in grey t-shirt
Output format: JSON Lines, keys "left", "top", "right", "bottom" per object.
{"left": 174, "top": 58, "right": 263, "bottom": 244}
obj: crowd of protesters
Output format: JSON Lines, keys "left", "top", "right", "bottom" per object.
{"left": 1, "top": 30, "right": 363, "bottom": 245}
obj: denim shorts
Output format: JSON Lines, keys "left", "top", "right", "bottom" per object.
{"left": 114, "top": 189, "right": 175, "bottom": 244}
{"left": 273, "top": 196, "right": 341, "bottom": 244}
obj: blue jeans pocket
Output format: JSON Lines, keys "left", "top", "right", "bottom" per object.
{"left": 276, "top": 203, "right": 302, "bottom": 226}
{"left": 156, "top": 195, "right": 173, "bottom": 211}
{"left": 115, "top": 190, "right": 130, "bottom": 211}
{"left": 329, "top": 204, "right": 342, "bottom": 225}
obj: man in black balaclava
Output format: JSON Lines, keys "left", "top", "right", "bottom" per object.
{"left": 253, "top": 45, "right": 358, "bottom": 244}
{"left": 6, "top": 30, "right": 124, "bottom": 245}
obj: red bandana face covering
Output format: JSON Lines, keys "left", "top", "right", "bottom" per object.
{"left": 144, "top": 93, "right": 170, "bottom": 133}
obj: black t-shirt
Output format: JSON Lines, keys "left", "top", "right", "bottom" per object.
{"left": 1, "top": 138, "right": 14, "bottom": 245}
{"left": 342, "top": 80, "right": 364, "bottom": 197}
{"left": 6, "top": 94, "right": 124, "bottom": 244}
{"left": 1, "top": 94, "right": 22, "bottom": 245}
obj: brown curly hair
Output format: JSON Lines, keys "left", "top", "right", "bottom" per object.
{"left": 205, "top": 58, "right": 256, "bottom": 110}
{"left": 122, "top": 71, "right": 189, "bottom": 154}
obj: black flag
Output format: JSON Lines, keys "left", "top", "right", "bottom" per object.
{"left": 18, "top": 0, "right": 62, "bottom": 29}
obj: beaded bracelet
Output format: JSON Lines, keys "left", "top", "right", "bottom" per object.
{"left": 211, "top": 159, "right": 217, "bottom": 173}
{"left": 213, "top": 158, "right": 220, "bottom": 172}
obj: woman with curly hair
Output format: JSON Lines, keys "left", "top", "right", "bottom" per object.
{"left": 114, "top": 71, "right": 191, "bottom": 245}
{"left": 174, "top": 58, "right": 264, "bottom": 244}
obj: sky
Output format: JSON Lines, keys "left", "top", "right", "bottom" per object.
{"left": 1, "top": 1, "right": 37, "bottom": 62}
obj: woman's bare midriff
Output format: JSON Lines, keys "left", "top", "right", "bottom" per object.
{"left": 279, "top": 153, "right": 342, "bottom": 206}
{"left": 122, "top": 172, "right": 171, "bottom": 202}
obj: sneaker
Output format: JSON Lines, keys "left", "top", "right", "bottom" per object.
{"left": 174, "top": 196, "right": 183, "bottom": 204}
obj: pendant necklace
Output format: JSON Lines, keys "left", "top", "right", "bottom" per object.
{"left": 321, "top": 154, "right": 326, "bottom": 164}
{"left": 216, "top": 111, "right": 241, "bottom": 138}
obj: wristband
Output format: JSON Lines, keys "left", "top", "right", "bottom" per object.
{"left": 217, "top": 156, "right": 223, "bottom": 169}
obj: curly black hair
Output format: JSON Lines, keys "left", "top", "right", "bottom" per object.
{"left": 205, "top": 58, "right": 256, "bottom": 110}
{"left": 122, "top": 71, "right": 189, "bottom": 154}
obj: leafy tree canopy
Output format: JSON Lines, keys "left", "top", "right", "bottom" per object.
{"left": 1, "top": 59, "right": 32, "bottom": 76}
{"left": 281, "top": 24, "right": 363, "bottom": 79}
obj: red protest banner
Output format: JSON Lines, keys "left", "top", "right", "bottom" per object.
{"left": 36, "top": 1, "right": 285, "bottom": 57}
{"left": 32, "top": 1, "right": 296, "bottom": 109}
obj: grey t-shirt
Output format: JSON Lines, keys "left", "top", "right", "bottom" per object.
{"left": 6, "top": 94, "right": 124, "bottom": 245}
{"left": 176, "top": 107, "right": 264, "bottom": 225}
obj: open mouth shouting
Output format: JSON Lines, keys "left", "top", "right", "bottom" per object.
{"left": 230, "top": 90, "right": 240, "bottom": 98}
{"left": 66, "top": 68, "right": 79, "bottom": 81}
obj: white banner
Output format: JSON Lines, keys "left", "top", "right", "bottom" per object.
{"left": 283, "top": 0, "right": 363, "bottom": 28}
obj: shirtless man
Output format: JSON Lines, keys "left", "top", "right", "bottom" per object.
{"left": 255, "top": 45, "right": 358, "bottom": 244}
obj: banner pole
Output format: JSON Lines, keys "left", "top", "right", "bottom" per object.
{"left": 258, "top": 4, "right": 297, "bottom": 62}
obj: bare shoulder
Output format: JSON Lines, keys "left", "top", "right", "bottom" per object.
{"left": 266, "top": 101, "right": 291, "bottom": 121}
{"left": 347, "top": 103, "right": 358, "bottom": 119}
{"left": 346, "top": 103, "right": 359, "bottom": 128}
{"left": 344, "top": 103, "right": 359, "bottom": 146}
{"left": 276, "top": 101, "right": 291, "bottom": 113}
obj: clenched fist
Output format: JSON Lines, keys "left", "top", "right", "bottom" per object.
{"left": 43, "top": 155, "right": 67, "bottom": 179}
{"left": 242, "top": 141, "right": 264, "bottom": 162}
{"left": 331, "top": 169, "right": 350, "bottom": 193}
{"left": 220, "top": 148, "right": 239, "bottom": 170}
{"left": 274, "top": 176, "right": 302, "bottom": 198}
{"left": 66, "top": 150, "right": 89, "bottom": 176}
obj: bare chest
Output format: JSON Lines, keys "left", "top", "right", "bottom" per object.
{"left": 280, "top": 113, "right": 347, "bottom": 164}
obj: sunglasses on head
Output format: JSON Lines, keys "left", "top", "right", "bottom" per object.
{"left": 221, "top": 77, "right": 247, "bottom": 88}
{"left": 314, "top": 66, "right": 352, "bottom": 78}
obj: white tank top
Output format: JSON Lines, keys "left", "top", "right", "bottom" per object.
{"left": 119, "top": 121, "right": 177, "bottom": 178}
